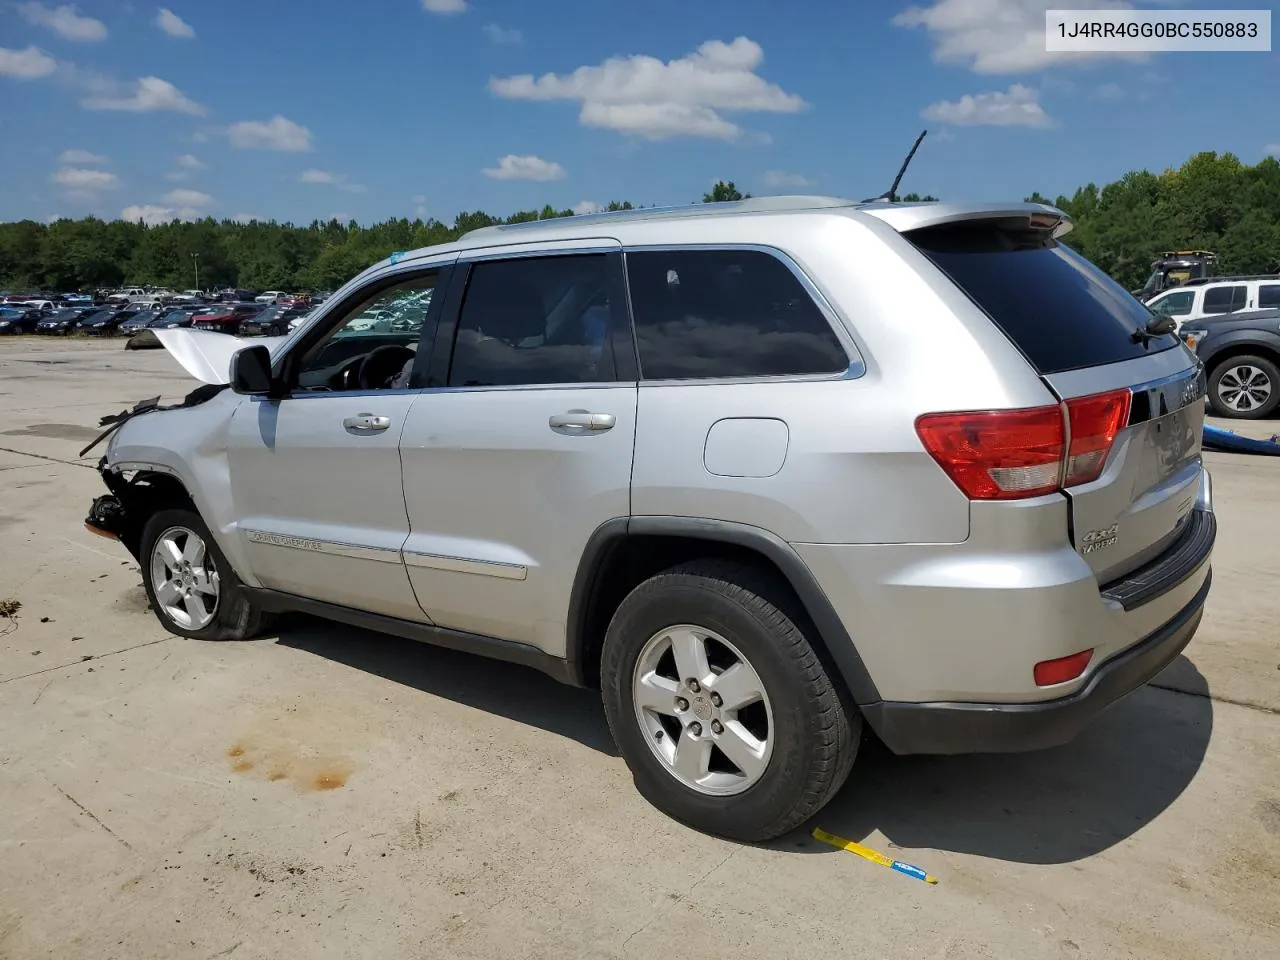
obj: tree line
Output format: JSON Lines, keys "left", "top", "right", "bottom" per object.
{"left": 1, "top": 152, "right": 1276, "bottom": 295}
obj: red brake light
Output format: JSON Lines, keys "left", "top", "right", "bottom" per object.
{"left": 914, "top": 405, "right": 1064, "bottom": 500}
{"left": 1034, "top": 649, "right": 1093, "bottom": 686}
{"left": 915, "top": 388, "right": 1132, "bottom": 501}
{"left": 1063, "top": 389, "right": 1130, "bottom": 488}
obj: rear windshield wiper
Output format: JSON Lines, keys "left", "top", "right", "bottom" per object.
{"left": 1132, "top": 313, "right": 1178, "bottom": 344}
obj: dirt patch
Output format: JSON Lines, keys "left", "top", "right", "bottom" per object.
{"left": 2, "top": 423, "right": 101, "bottom": 441}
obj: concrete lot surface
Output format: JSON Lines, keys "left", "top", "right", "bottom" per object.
{"left": 1, "top": 338, "right": 1277, "bottom": 960}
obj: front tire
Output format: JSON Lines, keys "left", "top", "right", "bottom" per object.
{"left": 1209, "top": 354, "right": 1280, "bottom": 419}
{"left": 139, "top": 508, "right": 268, "bottom": 641}
{"left": 600, "top": 560, "right": 858, "bottom": 842}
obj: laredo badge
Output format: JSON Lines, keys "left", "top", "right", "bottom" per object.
{"left": 1081, "top": 523, "right": 1119, "bottom": 554}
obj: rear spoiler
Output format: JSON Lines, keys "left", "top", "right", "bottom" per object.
{"left": 859, "top": 202, "right": 1073, "bottom": 238}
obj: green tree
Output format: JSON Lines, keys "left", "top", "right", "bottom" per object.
{"left": 702, "top": 181, "right": 750, "bottom": 203}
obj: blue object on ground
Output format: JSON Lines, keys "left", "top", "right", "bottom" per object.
{"left": 1203, "top": 423, "right": 1280, "bottom": 456}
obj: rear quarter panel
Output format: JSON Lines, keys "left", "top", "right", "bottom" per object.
{"left": 628, "top": 213, "right": 1058, "bottom": 544}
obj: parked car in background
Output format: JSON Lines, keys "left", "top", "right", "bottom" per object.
{"left": 287, "top": 309, "right": 318, "bottom": 334}
{"left": 79, "top": 307, "right": 128, "bottom": 335}
{"left": 36, "top": 306, "right": 97, "bottom": 334}
{"left": 58, "top": 293, "right": 95, "bottom": 306}
{"left": 1180, "top": 308, "right": 1280, "bottom": 419}
{"left": 1145, "top": 275, "right": 1280, "bottom": 325}
{"left": 118, "top": 309, "right": 165, "bottom": 335}
{"left": 0, "top": 304, "right": 43, "bottom": 333}
{"left": 192, "top": 302, "right": 264, "bottom": 335}
{"left": 151, "top": 306, "right": 208, "bottom": 330}
{"left": 254, "top": 290, "right": 287, "bottom": 304}
{"left": 239, "top": 304, "right": 307, "bottom": 337}
{"left": 19, "top": 299, "right": 56, "bottom": 314}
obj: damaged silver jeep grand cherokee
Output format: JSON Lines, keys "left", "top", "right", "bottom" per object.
{"left": 84, "top": 197, "right": 1215, "bottom": 842}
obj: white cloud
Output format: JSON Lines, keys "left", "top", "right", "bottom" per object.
{"left": 922, "top": 83, "right": 1054, "bottom": 128}
{"left": 1267, "top": 145, "right": 1280, "bottom": 157}
{"left": 163, "top": 188, "right": 212, "bottom": 206}
{"left": 0, "top": 45, "right": 58, "bottom": 79}
{"left": 155, "top": 8, "right": 195, "bottom": 38}
{"left": 177, "top": 153, "right": 206, "bottom": 169}
{"left": 489, "top": 36, "right": 805, "bottom": 141}
{"left": 573, "top": 200, "right": 603, "bottom": 215}
{"left": 894, "top": 0, "right": 1145, "bottom": 74}
{"left": 82, "top": 76, "right": 204, "bottom": 114}
{"left": 51, "top": 166, "right": 118, "bottom": 190}
{"left": 482, "top": 154, "right": 566, "bottom": 181}
{"left": 121, "top": 203, "right": 200, "bottom": 226}
{"left": 411, "top": 194, "right": 428, "bottom": 217}
{"left": 231, "top": 212, "right": 263, "bottom": 224}
{"left": 300, "top": 169, "right": 366, "bottom": 192}
{"left": 227, "top": 115, "right": 313, "bottom": 151}
{"left": 329, "top": 211, "right": 352, "bottom": 223}
{"left": 483, "top": 23, "right": 523, "bottom": 44}
{"left": 59, "top": 147, "right": 106, "bottom": 164}
{"left": 421, "top": 0, "right": 466, "bottom": 13}
{"left": 17, "top": 3, "right": 107, "bottom": 42}
{"left": 761, "top": 170, "right": 813, "bottom": 189}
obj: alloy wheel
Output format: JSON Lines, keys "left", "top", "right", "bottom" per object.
{"left": 149, "top": 525, "right": 220, "bottom": 630}
{"left": 632, "top": 624, "right": 774, "bottom": 796}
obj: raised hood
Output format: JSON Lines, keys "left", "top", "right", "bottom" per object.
{"left": 154, "top": 328, "right": 290, "bottom": 385}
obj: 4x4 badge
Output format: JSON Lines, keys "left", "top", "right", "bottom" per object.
{"left": 1081, "top": 524, "right": 1119, "bottom": 554}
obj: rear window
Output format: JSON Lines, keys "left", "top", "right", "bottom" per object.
{"left": 906, "top": 222, "right": 1180, "bottom": 375}
{"left": 1256, "top": 284, "right": 1280, "bottom": 309}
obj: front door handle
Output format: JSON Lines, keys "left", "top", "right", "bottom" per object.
{"left": 549, "top": 411, "right": 615, "bottom": 432}
{"left": 343, "top": 413, "right": 392, "bottom": 434}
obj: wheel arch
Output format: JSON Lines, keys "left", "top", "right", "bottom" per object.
{"left": 565, "top": 517, "right": 881, "bottom": 706}
{"left": 1202, "top": 334, "right": 1280, "bottom": 376}
{"left": 100, "top": 465, "right": 198, "bottom": 559}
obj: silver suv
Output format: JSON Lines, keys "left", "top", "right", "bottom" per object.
{"left": 84, "top": 197, "right": 1215, "bottom": 841}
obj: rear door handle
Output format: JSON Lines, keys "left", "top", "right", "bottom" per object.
{"left": 549, "top": 411, "right": 615, "bottom": 432}
{"left": 343, "top": 413, "right": 392, "bottom": 434}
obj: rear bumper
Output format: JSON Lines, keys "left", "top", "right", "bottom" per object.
{"left": 863, "top": 569, "right": 1210, "bottom": 755}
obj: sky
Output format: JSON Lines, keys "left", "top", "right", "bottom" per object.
{"left": 0, "top": 0, "right": 1275, "bottom": 227}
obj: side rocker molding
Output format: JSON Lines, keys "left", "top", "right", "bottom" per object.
{"left": 566, "top": 516, "right": 882, "bottom": 705}
{"left": 246, "top": 588, "right": 577, "bottom": 685}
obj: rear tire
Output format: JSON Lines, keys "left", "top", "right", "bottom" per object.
{"left": 600, "top": 560, "right": 858, "bottom": 842}
{"left": 139, "top": 507, "right": 269, "bottom": 641}
{"left": 1208, "top": 354, "right": 1280, "bottom": 419}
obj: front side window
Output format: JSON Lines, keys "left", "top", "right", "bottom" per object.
{"left": 1202, "top": 285, "right": 1246, "bottom": 314}
{"left": 625, "top": 249, "right": 848, "bottom": 380}
{"left": 293, "top": 273, "right": 439, "bottom": 392}
{"left": 1151, "top": 290, "right": 1194, "bottom": 316}
{"left": 447, "top": 254, "right": 617, "bottom": 387}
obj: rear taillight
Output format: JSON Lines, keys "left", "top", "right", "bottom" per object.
{"left": 915, "top": 389, "right": 1130, "bottom": 501}
{"left": 1063, "top": 389, "right": 1130, "bottom": 488}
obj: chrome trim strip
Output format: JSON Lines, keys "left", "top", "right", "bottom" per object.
{"left": 402, "top": 550, "right": 528, "bottom": 581}
{"left": 242, "top": 529, "right": 403, "bottom": 564}
{"left": 1128, "top": 364, "right": 1207, "bottom": 426}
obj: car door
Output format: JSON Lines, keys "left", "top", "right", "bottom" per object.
{"left": 398, "top": 243, "right": 638, "bottom": 651}
{"left": 225, "top": 260, "right": 452, "bottom": 621}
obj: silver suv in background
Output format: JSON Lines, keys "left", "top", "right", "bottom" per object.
{"left": 84, "top": 197, "right": 1214, "bottom": 841}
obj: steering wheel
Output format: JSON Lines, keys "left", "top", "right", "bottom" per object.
{"left": 357, "top": 344, "right": 416, "bottom": 390}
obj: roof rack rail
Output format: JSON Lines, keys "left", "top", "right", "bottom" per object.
{"left": 1180, "top": 273, "right": 1280, "bottom": 287}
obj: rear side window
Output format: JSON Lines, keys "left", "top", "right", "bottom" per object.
{"left": 625, "top": 249, "right": 848, "bottom": 380}
{"left": 906, "top": 222, "right": 1180, "bottom": 375}
{"left": 1258, "top": 284, "right": 1280, "bottom": 309}
{"left": 448, "top": 254, "right": 618, "bottom": 387}
{"left": 1202, "top": 285, "right": 1246, "bottom": 314}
